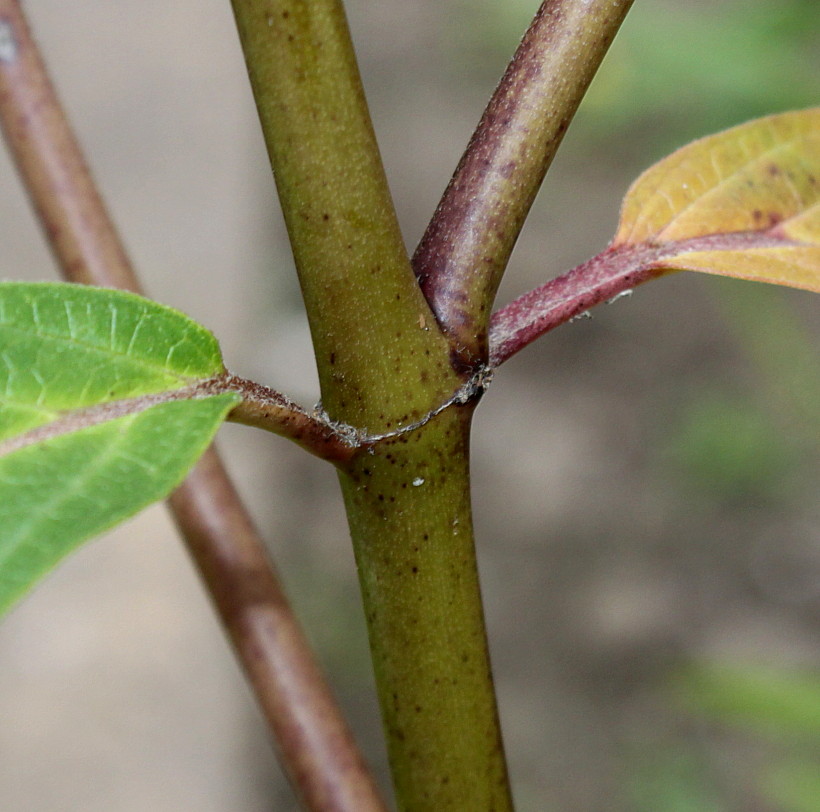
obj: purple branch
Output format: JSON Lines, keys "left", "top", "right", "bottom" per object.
{"left": 413, "top": 0, "right": 635, "bottom": 364}
{"left": 489, "top": 244, "right": 663, "bottom": 365}
{"left": 489, "top": 231, "right": 798, "bottom": 366}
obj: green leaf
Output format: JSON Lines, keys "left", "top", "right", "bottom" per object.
{"left": 0, "top": 394, "right": 238, "bottom": 615}
{"left": 0, "top": 282, "right": 224, "bottom": 441}
{"left": 0, "top": 282, "right": 239, "bottom": 615}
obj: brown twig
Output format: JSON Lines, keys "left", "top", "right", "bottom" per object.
{"left": 0, "top": 3, "right": 386, "bottom": 810}
{"left": 169, "top": 455, "right": 386, "bottom": 812}
{"left": 413, "top": 0, "right": 635, "bottom": 365}
{"left": 223, "top": 373, "right": 357, "bottom": 465}
{"left": 0, "top": 7, "right": 139, "bottom": 292}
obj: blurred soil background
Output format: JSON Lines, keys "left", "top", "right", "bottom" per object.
{"left": 0, "top": 1, "right": 817, "bottom": 810}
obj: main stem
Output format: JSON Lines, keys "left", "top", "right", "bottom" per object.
{"left": 231, "top": 1, "right": 511, "bottom": 808}
{"left": 340, "top": 406, "right": 509, "bottom": 810}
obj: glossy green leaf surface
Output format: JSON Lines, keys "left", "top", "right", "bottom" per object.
{"left": 0, "top": 282, "right": 224, "bottom": 441}
{"left": 0, "top": 282, "right": 237, "bottom": 615}
{"left": 0, "top": 394, "right": 238, "bottom": 614}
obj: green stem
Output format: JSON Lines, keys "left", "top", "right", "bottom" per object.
{"left": 340, "top": 405, "right": 510, "bottom": 810}
{"left": 230, "top": 1, "right": 512, "bottom": 807}
{"left": 230, "top": 0, "right": 451, "bottom": 425}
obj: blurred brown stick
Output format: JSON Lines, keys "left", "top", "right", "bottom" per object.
{"left": 0, "top": 3, "right": 385, "bottom": 810}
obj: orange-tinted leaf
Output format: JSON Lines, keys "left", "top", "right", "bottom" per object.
{"left": 614, "top": 108, "right": 820, "bottom": 292}
{"left": 659, "top": 243, "right": 820, "bottom": 290}
{"left": 489, "top": 110, "right": 819, "bottom": 366}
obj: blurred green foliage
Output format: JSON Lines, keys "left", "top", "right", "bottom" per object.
{"left": 663, "top": 281, "right": 818, "bottom": 506}
{"left": 449, "top": 0, "right": 819, "bottom": 153}
{"left": 581, "top": 0, "right": 820, "bottom": 146}
{"left": 672, "top": 665, "right": 820, "bottom": 812}
{"left": 627, "top": 748, "right": 722, "bottom": 812}
{"left": 713, "top": 283, "right": 820, "bottom": 443}
{"left": 766, "top": 762, "right": 820, "bottom": 812}
{"left": 664, "top": 394, "right": 800, "bottom": 502}
{"left": 674, "top": 665, "right": 820, "bottom": 741}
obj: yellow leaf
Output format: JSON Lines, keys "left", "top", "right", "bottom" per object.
{"left": 613, "top": 108, "right": 820, "bottom": 292}
{"left": 489, "top": 110, "right": 819, "bottom": 365}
